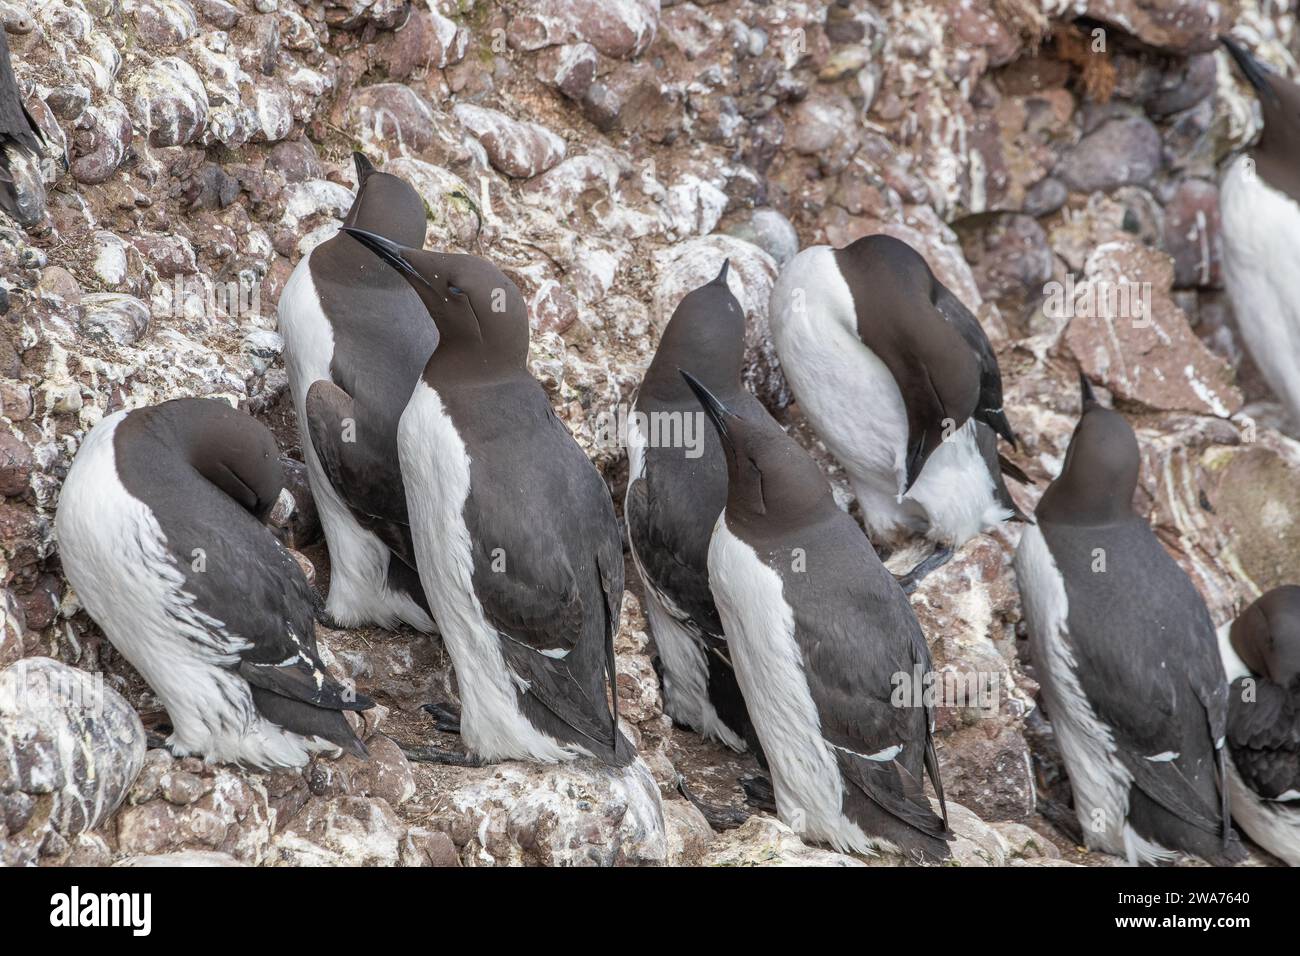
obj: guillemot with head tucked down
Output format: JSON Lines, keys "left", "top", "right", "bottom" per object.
{"left": 625, "top": 261, "right": 763, "bottom": 759}
{"left": 1014, "top": 375, "right": 1244, "bottom": 865}
{"left": 1219, "top": 586, "right": 1300, "bottom": 866}
{"left": 684, "top": 371, "right": 951, "bottom": 861}
{"left": 345, "top": 227, "right": 634, "bottom": 768}
{"left": 768, "top": 234, "right": 1026, "bottom": 590}
{"left": 1220, "top": 38, "right": 1300, "bottom": 429}
{"left": 278, "top": 152, "right": 438, "bottom": 634}
{"left": 55, "top": 398, "right": 372, "bottom": 769}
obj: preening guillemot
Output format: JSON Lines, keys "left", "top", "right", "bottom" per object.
{"left": 1218, "top": 586, "right": 1300, "bottom": 866}
{"left": 684, "top": 371, "right": 951, "bottom": 861}
{"left": 769, "top": 234, "right": 1026, "bottom": 588}
{"left": 1220, "top": 38, "right": 1300, "bottom": 429}
{"left": 1014, "top": 376, "right": 1244, "bottom": 865}
{"left": 625, "top": 261, "right": 762, "bottom": 757}
{"left": 0, "top": 28, "right": 44, "bottom": 227}
{"left": 278, "top": 152, "right": 438, "bottom": 634}
{"left": 55, "top": 399, "right": 372, "bottom": 769}
{"left": 344, "top": 227, "right": 634, "bottom": 767}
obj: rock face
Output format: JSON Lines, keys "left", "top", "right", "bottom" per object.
{"left": 1063, "top": 240, "right": 1241, "bottom": 417}
{"left": 0, "top": 657, "right": 145, "bottom": 865}
{"left": 0, "top": 0, "right": 1296, "bottom": 868}
{"left": 423, "top": 761, "right": 667, "bottom": 867}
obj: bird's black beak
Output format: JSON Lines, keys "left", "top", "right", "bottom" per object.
{"left": 680, "top": 369, "right": 734, "bottom": 446}
{"left": 353, "top": 151, "right": 375, "bottom": 186}
{"left": 712, "top": 258, "right": 730, "bottom": 286}
{"left": 341, "top": 227, "right": 426, "bottom": 285}
{"left": 1079, "top": 371, "right": 1099, "bottom": 411}
{"left": 1222, "top": 36, "right": 1277, "bottom": 101}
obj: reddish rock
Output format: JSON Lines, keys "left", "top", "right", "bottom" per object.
{"left": 133, "top": 234, "right": 198, "bottom": 278}
{"left": 530, "top": 279, "right": 579, "bottom": 335}
{"left": 1056, "top": 116, "right": 1162, "bottom": 194}
{"left": 1063, "top": 240, "right": 1241, "bottom": 416}
{"left": 1079, "top": 0, "right": 1222, "bottom": 55}
{"left": 372, "top": 6, "right": 463, "bottom": 78}
{"left": 70, "top": 98, "right": 133, "bottom": 186}
{"left": 453, "top": 104, "right": 566, "bottom": 179}
{"left": 346, "top": 84, "right": 437, "bottom": 155}
{"left": 507, "top": 0, "right": 659, "bottom": 60}
{"left": 1163, "top": 178, "right": 1221, "bottom": 290}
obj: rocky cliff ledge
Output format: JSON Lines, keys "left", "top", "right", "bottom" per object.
{"left": 0, "top": 0, "right": 1296, "bottom": 866}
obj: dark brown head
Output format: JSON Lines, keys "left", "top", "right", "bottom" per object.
{"left": 644, "top": 260, "right": 746, "bottom": 403}
{"left": 341, "top": 227, "right": 529, "bottom": 372}
{"left": 1223, "top": 37, "right": 1300, "bottom": 204}
{"left": 1230, "top": 586, "right": 1300, "bottom": 687}
{"left": 1035, "top": 374, "right": 1140, "bottom": 526}
{"left": 341, "top": 153, "right": 428, "bottom": 250}
{"left": 681, "top": 370, "right": 834, "bottom": 527}
{"left": 133, "top": 399, "right": 284, "bottom": 521}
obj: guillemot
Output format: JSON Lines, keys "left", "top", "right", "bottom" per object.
{"left": 1218, "top": 586, "right": 1300, "bottom": 866}
{"left": 1220, "top": 38, "right": 1300, "bottom": 430}
{"left": 625, "top": 261, "right": 762, "bottom": 757}
{"left": 277, "top": 152, "right": 438, "bottom": 633}
{"left": 768, "top": 233, "right": 1026, "bottom": 589}
{"left": 55, "top": 398, "right": 372, "bottom": 769}
{"left": 1014, "top": 375, "right": 1244, "bottom": 865}
{"left": 345, "top": 227, "right": 634, "bottom": 767}
{"left": 684, "top": 371, "right": 951, "bottom": 861}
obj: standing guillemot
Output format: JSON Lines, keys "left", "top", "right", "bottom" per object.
{"left": 278, "top": 152, "right": 438, "bottom": 634}
{"left": 625, "top": 261, "right": 762, "bottom": 758}
{"left": 0, "top": 28, "right": 44, "bottom": 227}
{"left": 1014, "top": 376, "right": 1244, "bottom": 865}
{"left": 1218, "top": 587, "right": 1300, "bottom": 865}
{"left": 344, "top": 227, "right": 634, "bottom": 767}
{"left": 1220, "top": 38, "right": 1300, "bottom": 429}
{"left": 55, "top": 399, "right": 372, "bottom": 769}
{"left": 769, "top": 234, "right": 1026, "bottom": 589}
{"left": 684, "top": 371, "right": 951, "bottom": 861}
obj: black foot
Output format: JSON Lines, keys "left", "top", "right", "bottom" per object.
{"left": 677, "top": 776, "right": 750, "bottom": 831}
{"left": 140, "top": 710, "right": 173, "bottom": 750}
{"left": 896, "top": 546, "right": 954, "bottom": 595}
{"left": 311, "top": 597, "right": 346, "bottom": 630}
{"left": 397, "top": 743, "right": 482, "bottom": 767}
{"left": 740, "top": 774, "right": 777, "bottom": 813}
{"left": 1039, "top": 796, "right": 1085, "bottom": 846}
{"left": 421, "top": 702, "right": 462, "bottom": 735}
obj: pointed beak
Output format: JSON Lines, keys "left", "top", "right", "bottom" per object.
{"left": 353, "top": 151, "right": 376, "bottom": 185}
{"left": 1222, "top": 36, "right": 1276, "bottom": 101}
{"left": 679, "top": 369, "right": 734, "bottom": 445}
{"left": 713, "top": 258, "right": 730, "bottom": 286}
{"left": 1079, "top": 371, "right": 1099, "bottom": 411}
{"left": 341, "top": 227, "right": 425, "bottom": 285}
